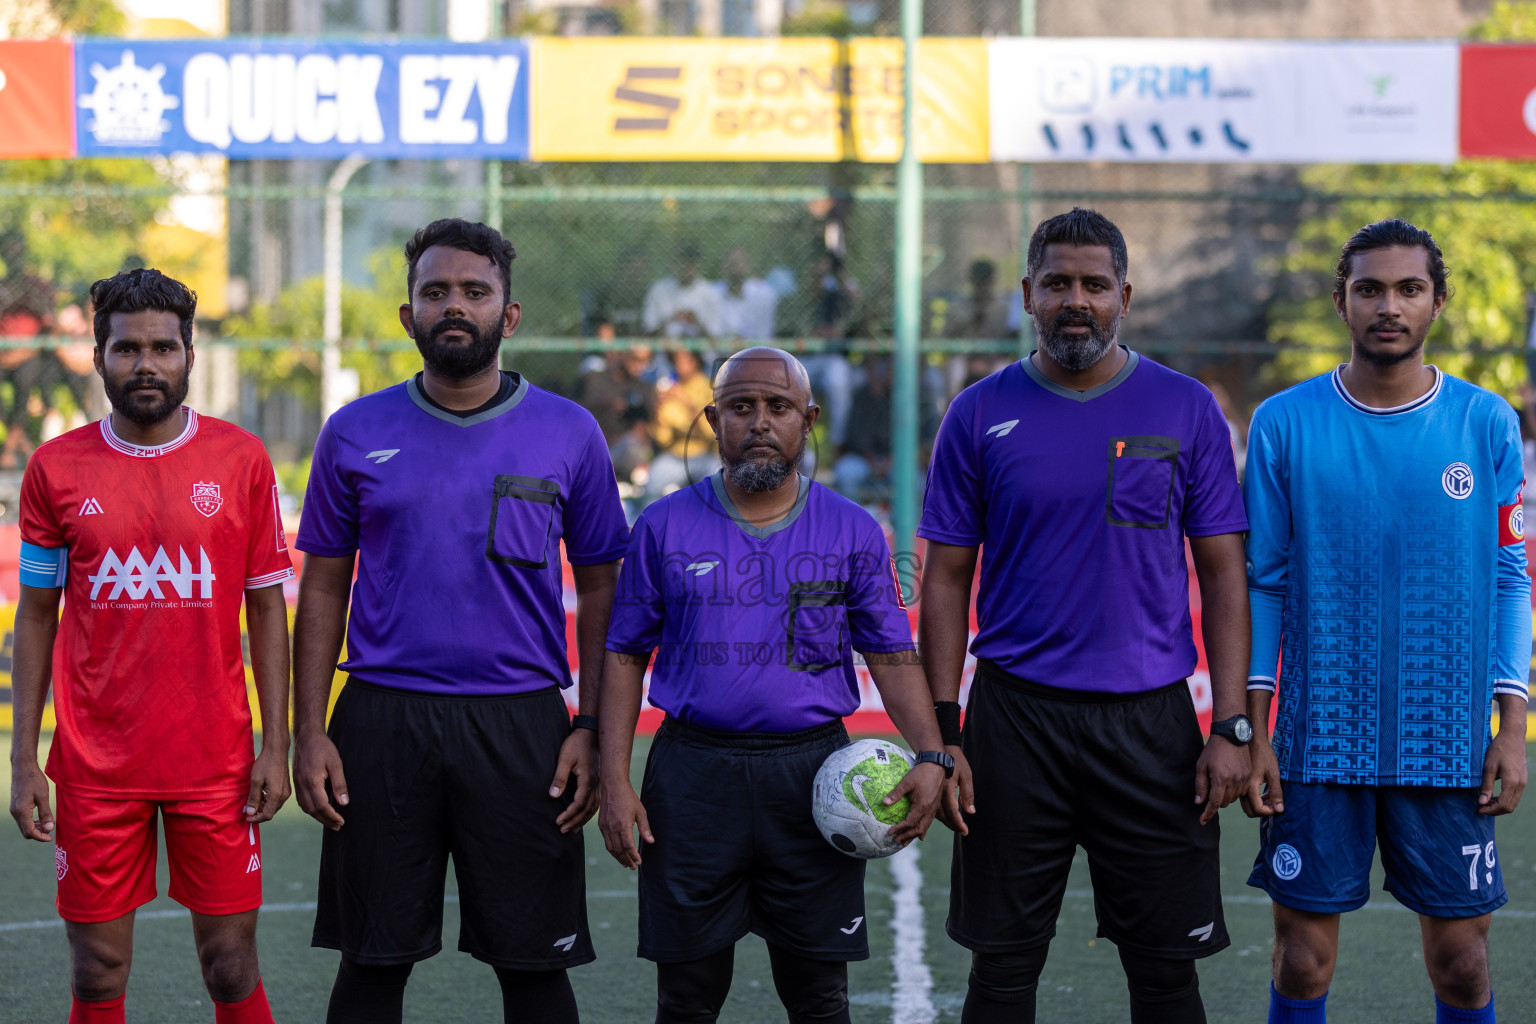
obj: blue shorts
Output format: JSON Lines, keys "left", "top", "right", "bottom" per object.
{"left": 1246, "top": 782, "right": 1505, "bottom": 919}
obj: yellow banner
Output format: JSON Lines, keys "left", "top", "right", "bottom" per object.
{"left": 530, "top": 37, "right": 988, "bottom": 163}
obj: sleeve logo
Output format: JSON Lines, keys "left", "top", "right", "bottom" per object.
{"left": 191, "top": 481, "right": 223, "bottom": 517}
{"left": 1501, "top": 501, "right": 1524, "bottom": 546}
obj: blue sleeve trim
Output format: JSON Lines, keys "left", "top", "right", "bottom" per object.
{"left": 1249, "top": 587, "right": 1284, "bottom": 684}
{"left": 19, "top": 540, "right": 66, "bottom": 588}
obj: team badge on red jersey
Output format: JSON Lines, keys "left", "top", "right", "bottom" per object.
{"left": 190, "top": 481, "right": 223, "bottom": 517}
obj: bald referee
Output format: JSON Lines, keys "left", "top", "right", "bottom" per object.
{"left": 600, "top": 347, "right": 949, "bottom": 1024}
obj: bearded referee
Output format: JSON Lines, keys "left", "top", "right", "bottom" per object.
{"left": 599, "top": 347, "right": 948, "bottom": 1024}
{"left": 291, "top": 219, "right": 629, "bottom": 1024}
{"left": 920, "top": 209, "right": 1253, "bottom": 1024}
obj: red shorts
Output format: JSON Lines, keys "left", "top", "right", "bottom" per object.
{"left": 53, "top": 787, "right": 263, "bottom": 923}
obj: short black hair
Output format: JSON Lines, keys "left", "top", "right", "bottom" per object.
{"left": 90, "top": 268, "right": 196, "bottom": 349}
{"left": 1334, "top": 218, "right": 1449, "bottom": 301}
{"left": 1026, "top": 207, "right": 1129, "bottom": 283}
{"left": 404, "top": 218, "right": 517, "bottom": 304}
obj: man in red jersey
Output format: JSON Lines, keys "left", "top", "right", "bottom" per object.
{"left": 8, "top": 269, "right": 293, "bottom": 1024}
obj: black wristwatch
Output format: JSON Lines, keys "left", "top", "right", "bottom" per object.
{"left": 914, "top": 750, "right": 955, "bottom": 778}
{"left": 1209, "top": 714, "right": 1253, "bottom": 746}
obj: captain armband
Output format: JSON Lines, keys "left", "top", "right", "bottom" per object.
{"left": 19, "top": 541, "right": 67, "bottom": 588}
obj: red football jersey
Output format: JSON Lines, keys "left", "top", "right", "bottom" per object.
{"left": 20, "top": 410, "right": 294, "bottom": 799}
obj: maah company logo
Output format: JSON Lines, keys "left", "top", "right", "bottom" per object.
{"left": 89, "top": 546, "right": 216, "bottom": 601}
{"left": 79, "top": 50, "right": 180, "bottom": 145}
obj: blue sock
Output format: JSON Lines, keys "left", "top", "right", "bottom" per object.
{"left": 1436, "top": 994, "right": 1494, "bottom": 1023}
{"left": 1269, "top": 983, "right": 1327, "bottom": 1023}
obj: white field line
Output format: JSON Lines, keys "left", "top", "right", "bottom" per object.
{"left": 890, "top": 844, "right": 936, "bottom": 1024}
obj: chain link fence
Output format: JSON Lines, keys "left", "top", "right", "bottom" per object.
{"left": 3, "top": 157, "right": 1536, "bottom": 515}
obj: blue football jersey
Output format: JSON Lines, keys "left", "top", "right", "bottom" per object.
{"left": 1245, "top": 367, "right": 1530, "bottom": 787}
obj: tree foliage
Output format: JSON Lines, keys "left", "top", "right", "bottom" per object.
{"left": 1265, "top": 2, "right": 1536, "bottom": 397}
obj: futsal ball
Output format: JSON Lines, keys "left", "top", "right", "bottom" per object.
{"left": 812, "top": 739, "right": 914, "bottom": 859}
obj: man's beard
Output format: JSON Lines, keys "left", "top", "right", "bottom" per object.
{"left": 104, "top": 372, "right": 189, "bottom": 427}
{"left": 1352, "top": 320, "right": 1424, "bottom": 367}
{"left": 724, "top": 439, "right": 805, "bottom": 493}
{"left": 1036, "top": 309, "right": 1117, "bottom": 372}
{"left": 415, "top": 312, "right": 503, "bottom": 379}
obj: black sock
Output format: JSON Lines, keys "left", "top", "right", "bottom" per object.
{"left": 1119, "top": 948, "right": 1204, "bottom": 1024}
{"left": 494, "top": 966, "right": 578, "bottom": 1024}
{"left": 766, "top": 944, "right": 849, "bottom": 1024}
{"left": 325, "top": 958, "right": 413, "bottom": 1024}
{"left": 962, "top": 946, "right": 1049, "bottom": 1024}
{"left": 656, "top": 946, "right": 735, "bottom": 1024}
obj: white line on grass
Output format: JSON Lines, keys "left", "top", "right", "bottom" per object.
{"left": 890, "top": 844, "right": 935, "bottom": 1024}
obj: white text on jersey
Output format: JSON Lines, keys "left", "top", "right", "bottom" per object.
{"left": 89, "top": 546, "right": 217, "bottom": 601}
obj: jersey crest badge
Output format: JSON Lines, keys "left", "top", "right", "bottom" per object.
{"left": 190, "top": 481, "right": 223, "bottom": 517}
{"left": 1442, "top": 462, "right": 1474, "bottom": 500}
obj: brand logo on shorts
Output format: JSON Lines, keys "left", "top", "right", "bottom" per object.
{"left": 190, "top": 481, "right": 223, "bottom": 517}
{"left": 1187, "top": 922, "right": 1214, "bottom": 942}
{"left": 840, "top": 916, "right": 864, "bottom": 935}
{"left": 55, "top": 846, "right": 68, "bottom": 881}
{"left": 553, "top": 933, "right": 578, "bottom": 952}
{"left": 245, "top": 853, "right": 261, "bottom": 874}
{"left": 1272, "top": 843, "right": 1303, "bottom": 881}
{"left": 1442, "top": 462, "right": 1474, "bottom": 500}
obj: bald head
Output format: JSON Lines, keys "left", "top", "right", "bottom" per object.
{"left": 705, "top": 346, "right": 819, "bottom": 494}
{"left": 712, "top": 346, "right": 812, "bottom": 406}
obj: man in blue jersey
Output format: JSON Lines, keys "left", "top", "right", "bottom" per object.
{"left": 600, "top": 347, "right": 948, "bottom": 1024}
{"left": 291, "top": 219, "right": 629, "bottom": 1024}
{"left": 1245, "top": 219, "right": 1530, "bottom": 1024}
{"left": 920, "top": 208, "right": 1254, "bottom": 1024}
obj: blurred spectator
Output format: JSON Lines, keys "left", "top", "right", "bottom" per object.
{"left": 804, "top": 252, "right": 859, "bottom": 451}
{"left": 648, "top": 349, "right": 720, "bottom": 499}
{"left": 714, "top": 248, "right": 778, "bottom": 341}
{"left": 582, "top": 245, "right": 652, "bottom": 338}
{"left": 644, "top": 242, "right": 724, "bottom": 340}
{"left": 947, "top": 259, "right": 1012, "bottom": 340}
{"left": 833, "top": 356, "right": 892, "bottom": 499}
{"left": 0, "top": 298, "right": 46, "bottom": 469}
{"left": 578, "top": 347, "right": 658, "bottom": 448}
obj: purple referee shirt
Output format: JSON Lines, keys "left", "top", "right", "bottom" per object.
{"left": 607, "top": 474, "right": 915, "bottom": 732}
{"left": 298, "top": 374, "right": 630, "bottom": 695}
{"left": 919, "top": 351, "right": 1247, "bottom": 693}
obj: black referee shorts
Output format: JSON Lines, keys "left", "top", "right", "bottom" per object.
{"left": 948, "top": 661, "right": 1228, "bottom": 960}
{"left": 312, "top": 679, "right": 594, "bottom": 969}
{"left": 637, "top": 716, "right": 869, "bottom": 964}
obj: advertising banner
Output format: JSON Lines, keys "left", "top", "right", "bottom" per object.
{"left": 530, "top": 37, "right": 988, "bottom": 162}
{"left": 1460, "top": 43, "right": 1536, "bottom": 159}
{"left": 989, "top": 38, "right": 1459, "bottom": 164}
{"left": 73, "top": 37, "right": 531, "bottom": 158}
{"left": 0, "top": 40, "right": 76, "bottom": 158}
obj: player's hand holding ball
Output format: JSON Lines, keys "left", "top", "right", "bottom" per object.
{"left": 813, "top": 740, "right": 941, "bottom": 858}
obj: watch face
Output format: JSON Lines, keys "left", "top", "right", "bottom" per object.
{"left": 1233, "top": 718, "right": 1253, "bottom": 743}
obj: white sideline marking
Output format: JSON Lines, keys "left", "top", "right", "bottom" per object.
{"left": 890, "top": 844, "right": 935, "bottom": 1024}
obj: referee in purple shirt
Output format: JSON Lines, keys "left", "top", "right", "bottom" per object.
{"left": 600, "top": 347, "right": 950, "bottom": 1024}
{"left": 919, "top": 209, "right": 1256, "bottom": 1024}
{"left": 290, "top": 220, "right": 630, "bottom": 1024}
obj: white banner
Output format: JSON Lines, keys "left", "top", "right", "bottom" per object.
{"left": 989, "top": 39, "right": 1459, "bottom": 164}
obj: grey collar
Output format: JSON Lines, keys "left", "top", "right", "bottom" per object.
{"left": 1021, "top": 348, "right": 1140, "bottom": 403}
{"left": 710, "top": 471, "right": 811, "bottom": 539}
{"left": 407, "top": 373, "right": 529, "bottom": 426}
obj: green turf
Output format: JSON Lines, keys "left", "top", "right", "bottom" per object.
{"left": 4, "top": 736, "right": 1536, "bottom": 1022}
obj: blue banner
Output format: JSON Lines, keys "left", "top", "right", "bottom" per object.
{"left": 74, "top": 38, "right": 531, "bottom": 159}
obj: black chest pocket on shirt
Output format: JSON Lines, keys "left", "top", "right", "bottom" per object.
{"left": 487, "top": 474, "right": 560, "bottom": 569}
{"left": 786, "top": 580, "right": 848, "bottom": 672}
{"left": 1105, "top": 436, "right": 1179, "bottom": 529}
